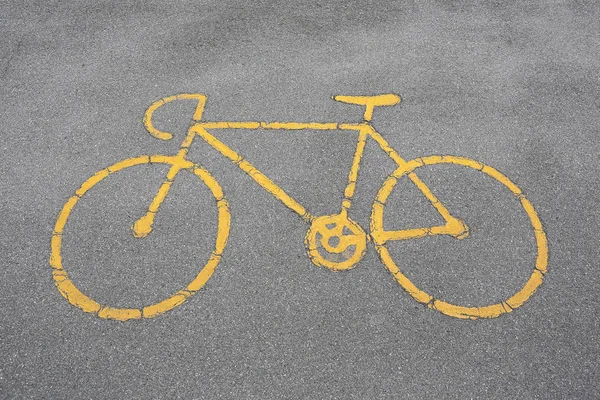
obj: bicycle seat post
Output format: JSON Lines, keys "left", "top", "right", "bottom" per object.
{"left": 333, "top": 94, "right": 401, "bottom": 122}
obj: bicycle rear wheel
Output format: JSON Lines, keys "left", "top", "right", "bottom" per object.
{"left": 50, "top": 155, "right": 230, "bottom": 321}
{"left": 370, "top": 155, "right": 548, "bottom": 319}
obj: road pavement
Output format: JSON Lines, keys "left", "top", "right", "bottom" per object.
{"left": 1, "top": 1, "right": 599, "bottom": 398}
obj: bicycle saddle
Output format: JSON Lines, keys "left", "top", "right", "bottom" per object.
{"left": 333, "top": 94, "right": 401, "bottom": 121}
{"left": 333, "top": 94, "right": 401, "bottom": 106}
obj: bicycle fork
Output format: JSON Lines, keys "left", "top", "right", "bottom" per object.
{"left": 131, "top": 95, "right": 206, "bottom": 238}
{"left": 131, "top": 132, "right": 195, "bottom": 237}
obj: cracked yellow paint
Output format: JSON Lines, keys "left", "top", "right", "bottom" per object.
{"left": 371, "top": 155, "right": 548, "bottom": 319}
{"left": 51, "top": 155, "right": 229, "bottom": 321}
{"left": 51, "top": 93, "right": 548, "bottom": 321}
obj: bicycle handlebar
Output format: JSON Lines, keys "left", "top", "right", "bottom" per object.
{"left": 143, "top": 93, "right": 207, "bottom": 140}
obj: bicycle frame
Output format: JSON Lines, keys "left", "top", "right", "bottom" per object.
{"left": 132, "top": 93, "right": 468, "bottom": 243}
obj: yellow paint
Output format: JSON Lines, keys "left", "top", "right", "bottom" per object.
{"left": 54, "top": 276, "right": 102, "bottom": 314}
{"left": 176, "top": 130, "right": 198, "bottom": 158}
{"left": 482, "top": 165, "right": 522, "bottom": 196}
{"left": 342, "top": 128, "right": 369, "bottom": 210}
{"left": 49, "top": 235, "right": 62, "bottom": 269}
{"left": 51, "top": 93, "right": 547, "bottom": 321}
{"left": 505, "top": 270, "right": 544, "bottom": 309}
{"left": 186, "top": 253, "right": 221, "bottom": 292}
{"left": 75, "top": 168, "right": 109, "bottom": 197}
{"left": 142, "top": 292, "right": 188, "bottom": 319}
{"left": 143, "top": 94, "right": 207, "bottom": 140}
{"left": 535, "top": 229, "right": 548, "bottom": 274}
{"left": 261, "top": 122, "right": 339, "bottom": 130}
{"left": 150, "top": 154, "right": 173, "bottom": 164}
{"left": 53, "top": 196, "right": 77, "bottom": 234}
{"left": 98, "top": 307, "right": 141, "bottom": 321}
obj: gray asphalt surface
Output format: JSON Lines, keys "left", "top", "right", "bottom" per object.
{"left": 1, "top": 1, "right": 599, "bottom": 398}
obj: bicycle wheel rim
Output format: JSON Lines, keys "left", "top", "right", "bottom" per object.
{"left": 370, "top": 155, "right": 548, "bottom": 319}
{"left": 50, "top": 155, "right": 230, "bottom": 321}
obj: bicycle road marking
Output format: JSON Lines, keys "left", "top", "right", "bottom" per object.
{"left": 50, "top": 93, "right": 548, "bottom": 321}
{"left": 51, "top": 155, "right": 231, "bottom": 321}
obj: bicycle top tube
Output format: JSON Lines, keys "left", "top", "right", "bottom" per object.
{"left": 196, "top": 121, "right": 366, "bottom": 131}
{"left": 193, "top": 93, "right": 400, "bottom": 130}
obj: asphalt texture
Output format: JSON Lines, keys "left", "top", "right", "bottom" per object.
{"left": 1, "top": 1, "right": 599, "bottom": 399}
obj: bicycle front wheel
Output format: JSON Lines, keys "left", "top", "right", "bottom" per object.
{"left": 370, "top": 155, "right": 548, "bottom": 320}
{"left": 50, "top": 155, "right": 230, "bottom": 321}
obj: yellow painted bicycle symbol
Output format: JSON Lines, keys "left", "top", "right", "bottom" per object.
{"left": 50, "top": 93, "right": 548, "bottom": 321}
